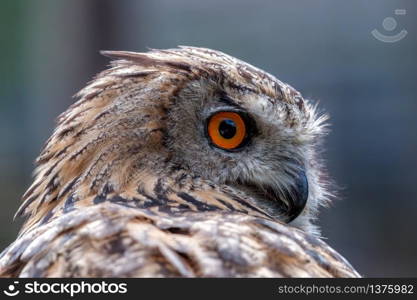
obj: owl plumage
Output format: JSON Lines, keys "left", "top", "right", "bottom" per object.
{"left": 0, "top": 47, "right": 359, "bottom": 277}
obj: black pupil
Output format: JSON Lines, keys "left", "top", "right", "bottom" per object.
{"left": 219, "top": 119, "right": 237, "bottom": 139}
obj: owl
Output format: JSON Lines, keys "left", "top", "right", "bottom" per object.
{"left": 0, "top": 46, "right": 359, "bottom": 277}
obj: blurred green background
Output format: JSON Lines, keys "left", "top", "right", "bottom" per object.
{"left": 0, "top": 0, "right": 416, "bottom": 276}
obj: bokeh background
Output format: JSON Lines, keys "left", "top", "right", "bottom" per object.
{"left": 1, "top": 0, "right": 416, "bottom": 277}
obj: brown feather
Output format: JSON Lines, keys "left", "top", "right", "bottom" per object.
{"left": 0, "top": 47, "right": 358, "bottom": 277}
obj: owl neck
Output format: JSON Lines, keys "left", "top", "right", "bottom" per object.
{"left": 19, "top": 152, "right": 273, "bottom": 233}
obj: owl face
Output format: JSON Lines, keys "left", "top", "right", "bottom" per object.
{"left": 165, "top": 73, "right": 322, "bottom": 226}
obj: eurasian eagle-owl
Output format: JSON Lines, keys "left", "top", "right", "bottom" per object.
{"left": 0, "top": 46, "right": 359, "bottom": 277}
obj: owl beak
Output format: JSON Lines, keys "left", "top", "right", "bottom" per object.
{"left": 281, "top": 169, "right": 309, "bottom": 222}
{"left": 230, "top": 168, "right": 308, "bottom": 223}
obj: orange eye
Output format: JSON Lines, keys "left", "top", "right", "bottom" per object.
{"left": 207, "top": 111, "right": 247, "bottom": 150}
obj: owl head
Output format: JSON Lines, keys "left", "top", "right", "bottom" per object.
{"left": 18, "top": 47, "right": 330, "bottom": 236}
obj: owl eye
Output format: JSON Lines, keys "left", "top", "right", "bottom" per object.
{"left": 207, "top": 111, "right": 248, "bottom": 150}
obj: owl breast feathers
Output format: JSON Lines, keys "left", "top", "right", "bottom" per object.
{"left": 0, "top": 46, "right": 359, "bottom": 277}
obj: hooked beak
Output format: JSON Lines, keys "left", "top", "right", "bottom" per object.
{"left": 281, "top": 169, "right": 309, "bottom": 222}
{"left": 231, "top": 168, "right": 309, "bottom": 223}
